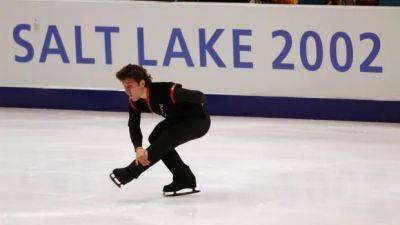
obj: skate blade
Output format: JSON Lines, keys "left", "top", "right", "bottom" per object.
{"left": 109, "top": 173, "right": 122, "bottom": 188}
{"left": 163, "top": 189, "right": 200, "bottom": 197}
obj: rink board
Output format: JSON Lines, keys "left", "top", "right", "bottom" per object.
{"left": 1, "top": 86, "right": 399, "bottom": 122}
{"left": 0, "top": 1, "right": 399, "bottom": 122}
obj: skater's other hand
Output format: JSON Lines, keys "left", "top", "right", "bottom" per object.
{"left": 135, "top": 147, "right": 150, "bottom": 166}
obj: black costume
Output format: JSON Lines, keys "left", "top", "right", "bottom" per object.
{"left": 111, "top": 82, "right": 210, "bottom": 194}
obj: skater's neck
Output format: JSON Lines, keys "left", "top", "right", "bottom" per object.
{"left": 140, "top": 87, "right": 148, "bottom": 99}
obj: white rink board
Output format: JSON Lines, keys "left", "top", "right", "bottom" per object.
{"left": 0, "top": 0, "right": 399, "bottom": 101}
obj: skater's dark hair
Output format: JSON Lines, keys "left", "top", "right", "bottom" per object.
{"left": 116, "top": 64, "right": 153, "bottom": 86}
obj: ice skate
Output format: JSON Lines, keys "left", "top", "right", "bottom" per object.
{"left": 109, "top": 167, "right": 135, "bottom": 188}
{"left": 163, "top": 180, "right": 200, "bottom": 197}
{"left": 163, "top": 173, "right": 200, "bottom": 197}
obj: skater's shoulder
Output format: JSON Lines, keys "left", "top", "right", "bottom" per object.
{"left": 150, "top": 82, "right": 177, "bottom": 88}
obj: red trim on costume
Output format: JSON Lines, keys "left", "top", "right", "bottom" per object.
{"left": 169, "top": 83, "right": 177, "bottom": 104}
{"left": 145, "top": 86, "right": 153, "bottom": 113}
{"left": 129, "top": 99, "right": 138, "bottom": 111}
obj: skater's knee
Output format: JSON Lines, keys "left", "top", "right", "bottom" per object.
{"left": 148, "top": 131, "right": 159, "bottom": 144}
{"left": 148, "top": 135, "right": 154, "bottom": 144}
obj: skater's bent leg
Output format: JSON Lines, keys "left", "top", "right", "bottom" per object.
{"left": 162, "top": 150, "right": 188, "bottom": 178}
{"left": 148, "top": 121, "right": 189, "bottom": 177}
{"left": 128, "top": 116, "right": 210, "bottom": 179}
{"left": 148, "top": 116, "right": 210, "bottom": 164}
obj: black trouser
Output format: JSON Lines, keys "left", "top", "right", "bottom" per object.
{"left": 149, "top": 120, "right": 192, "bottom": 180}
{"left": 126, "top": 115, "right": 210, "bottom": 180}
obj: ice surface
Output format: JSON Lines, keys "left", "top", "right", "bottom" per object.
{"left": 1, "top": 107, "right": 399, "bottom": 225}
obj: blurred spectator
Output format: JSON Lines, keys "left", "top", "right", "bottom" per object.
{"left": 250, "top": 0, "right": 382, "bottom": 4}
{"left": 134, "top": 0, "right": 400, "bottom": 6}
{"left": 379, "top": 0, "right": 400, "bottom": 5}
{"left": 250, "top": 0, "right": 298, "bottom": 3}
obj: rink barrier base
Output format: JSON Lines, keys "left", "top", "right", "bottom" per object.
{"left": 0, "top": 87, "right": 399, "bottom": 123}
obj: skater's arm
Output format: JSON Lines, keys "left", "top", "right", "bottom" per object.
{"left": 173, "top": 87, "right": 206, "bottom": 104}
{"left": 128, "top": 108, "right": 143, "bottom": 150}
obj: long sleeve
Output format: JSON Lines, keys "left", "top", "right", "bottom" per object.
{"left": 173, "top": 87, "right": 206, "bottom": 104}
{"left": 128, "top": 107, "right": 143, "bottom": 149}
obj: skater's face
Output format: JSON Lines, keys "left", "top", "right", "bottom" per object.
{"left": 122, "top": 78, "right": 145, "bottom": 101}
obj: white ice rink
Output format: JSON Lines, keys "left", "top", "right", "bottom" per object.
{"left": 1, "top": 107, "right": 399, "bottom": 225}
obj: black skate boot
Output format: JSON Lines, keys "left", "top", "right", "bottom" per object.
{"left": 163, "top": 166, "right": 200, "bottom": 196}
{"left": 109, "top": 168, "right": 133, "bottom": 188}
{"left": 110, "top": 161, "right": 141, "bottom": 188}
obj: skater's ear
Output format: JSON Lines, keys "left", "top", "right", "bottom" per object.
{"left": 139, "top": 79, "right": 145, "bottom": 87}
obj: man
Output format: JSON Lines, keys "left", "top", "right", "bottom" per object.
{"left": 110, "top": 64, "right": 211, "bottom": 196}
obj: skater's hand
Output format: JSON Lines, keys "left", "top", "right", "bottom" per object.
{"left": 135, "top": 147, "right": 150, "bottom": 166}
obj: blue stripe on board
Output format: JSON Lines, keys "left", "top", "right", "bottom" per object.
{"left": 0, "top": 87, "right": 399, "bottom": 123}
